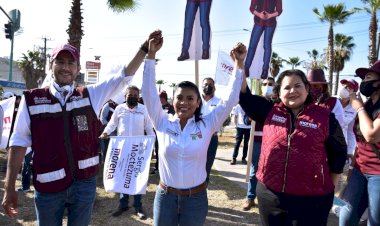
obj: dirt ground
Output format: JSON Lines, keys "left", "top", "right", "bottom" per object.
{"left": 0, "top": 129, "right": 340, "bottom": 225}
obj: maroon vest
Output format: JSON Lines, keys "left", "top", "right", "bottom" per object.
{"left": 24, "top": 87, "right": 100, "bottom": 192}
{"left": 317, "top": 96, "right": 337, "bottom": 111}
{"left": 258, "top": 102, "right": 334, "bottom": 196}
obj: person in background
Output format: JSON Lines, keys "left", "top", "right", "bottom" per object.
{"left": 139, "top": 31, "right": 245, "bottom": 226}
{"left": 240, "top": 69, "right": 347, "bottom": 225}
{"left": 335, "top": 79, "right": 358, "bottom": 196}
{"left": 230, "top": 104, "right": 250, "bottom": 165}
{"left": 151, "top": 90, "right": 175, "bottom": 175}
{"left": 99, "top": 99, "right": 118, "bottom": 163}
{"left": 339, "top": 61, "right": 380, "bottom": 226}
{"left": 2, "top": 30, "right": 158, "bottom": 225}
{"left": 243, "top": 76, "right": 274, "bottom": 211}
{"left": 307, "top": 68, "right": 345, "bottom": 127}
{"left": 201, "top": 77, "right": 222, "bottom": 183}
{"left": 17, "top": 148, "right": 33, "bottom": 192}
{"left": 99, "top": 86, "right": 154, "bottom": 220}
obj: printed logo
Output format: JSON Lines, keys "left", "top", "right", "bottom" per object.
{"left": 33, "top": 96, "right": 51, "bottom": 104}
{"left": 70, "top": 95, "right": 82, "bottom": 101}
{"left": 299, "top": 121, "right": 317, "bottom": 129}
{"left": 271, "top": 114, "right": 286, "bottom": 123}
{"left": 75, "top": 115, "right": 88, "bottom": 131}
{"left": 138, "top": 142, "right": 147, "bottom": 154}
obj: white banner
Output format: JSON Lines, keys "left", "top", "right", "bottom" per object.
{"left": 103, "top": 135, "right": 155, "bottom": 194}
{"left": 0, "top": 96, "right": 16, "bottom": 149}
{"left": 215, "top": 51, "right": 234, "bottom": 86}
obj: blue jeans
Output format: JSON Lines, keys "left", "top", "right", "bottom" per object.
{"left": 232, "top": 127, "right": 251, "bottom": 160}
{"left": 119, "top": 194, "right": 142, "bottom": 210}
{"left": 340, "top": 168, "right": 380, "bottom": 226}
{"left": 181, "top": 0, "right": 212, "bottom": 52}
{"left": 245, "top": 24, "right": 276, "bottom": 74}
{"left": 34, "top": 176, "right": 96, "bottom": 226}
{"left": 21, "top": 151, "right": 33, "bottom": 190}
{"left": 153, "top": 185, "right": 208, "bottom": 226}
{"left": 205, "top": 135, "right": 218, "bottom": 183}
{"left": 247, "top": 141, "right": 261, "bottom": 200}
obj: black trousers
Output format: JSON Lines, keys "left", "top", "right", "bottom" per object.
{"left": 256, "top": 182, "right": 334, "bottom": 226}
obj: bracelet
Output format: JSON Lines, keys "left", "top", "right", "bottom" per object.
{"left": 356, "top": 107, "right": 365, "bottom": 113}
{"left": 140, "top": 44, "right": 148, "bottom": 54}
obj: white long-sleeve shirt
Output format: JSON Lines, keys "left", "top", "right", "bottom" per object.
{"left": 10, "top": 65, "right": 133, "bottom": 147}
{"left": 141, "top": 59, "right": 242, "bottom": 189}
{"left": 331, "top": 99, "right": 345, "bottom": 128}
{"left": 103, "top": 103, "right": 154, "bottom": 136}
{"left": 341, "top": 103, "right": 357, "bottom": 155}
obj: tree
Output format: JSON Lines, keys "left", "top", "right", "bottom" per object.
{"left": 332, "top": 33, "right": 355, "bottom": 95}
{"left": 67, "top": 0, "right": 138, "bottom": 52}
{"left": 356, "top": 0, "right": 380, "bottom": 65}
{"left": 284, "top": 57, "right": 303, "bottom": 69}
{"left": 305, "top": 49, "right": 326, "bottom": 70}
{"left": 270, "top": 52, "right": 283, "bottom": 78}
{"left": 313, "top": 3, "right": 354, "bottom": 93}
{"left": 169, "top": 82, "right": 176, "bottom": 103}
{"left": 18, "top": 50, "right": 46, "bottom": 89}
{"left": 156, "top": 80, "right": 165, "bottom": 92}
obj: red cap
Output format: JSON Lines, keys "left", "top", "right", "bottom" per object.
{"left": 340, "top": 79, "right": 359, "bottom": 92}
{"left": 51, "top": 44, "right": 80, "bottom": 63}
{"left": 355, "top": 60, "right": 380, "bottom": 79}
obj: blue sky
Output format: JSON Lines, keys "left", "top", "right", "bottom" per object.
{"left": 0, "top": 0, "right": 372, "bottom": 94}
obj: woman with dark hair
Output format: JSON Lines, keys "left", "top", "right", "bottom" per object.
{"left": 139, "top": 31, "right": 246, "bottom": 226}
{"left": 240, "top": 69, "right": 347, "bottom": 225}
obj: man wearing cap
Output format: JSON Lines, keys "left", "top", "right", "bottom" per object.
{"left": 2, "top": 30, "right": 161, "bottom": 225}
{"left": 339, "top": 61, "right": 380, "bottom": 226}
{"left": 307, "top": 68, "right": 345, "bottom": 127}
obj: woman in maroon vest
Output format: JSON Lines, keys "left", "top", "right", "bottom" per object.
{"left": 240, "top": 69, "right": 347, "bottom": 225}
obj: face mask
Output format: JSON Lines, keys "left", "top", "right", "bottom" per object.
{"left": 261, "top": 85, "right": 273, "bottom": 98}
{"left": 203, "top": 86, "right": 213, "bottom": 95}
{"left": 338, "top": 87, "right": 350, "bottom": 99}
{"left": 360, "top": 80, "right": 380, "bottom": 97}
{"left": 126, "top": 97, "right": 138, "bottom": 107}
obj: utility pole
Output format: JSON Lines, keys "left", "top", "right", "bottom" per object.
{"left": 41, "top": 36, "right": 51, "bottom": 73}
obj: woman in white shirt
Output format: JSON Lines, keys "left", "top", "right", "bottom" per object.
{"left": 138, "top": 31, "right": 245, "bottom": 226}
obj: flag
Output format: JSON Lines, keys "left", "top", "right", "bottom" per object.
{"left": 0, "top": 96, "right": 16, "bottom": 149}
{"left": 214, "top": 51, "right": 234, "bottom": 86}
{"left": 103, "top": 135, "right": 155, "bottom": 194}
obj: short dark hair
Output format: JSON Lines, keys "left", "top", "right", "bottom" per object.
{"left": 202, "top": 77, "right": 215, "bottom": 85}
{"left": 176, "top": 81, "right": 203, "bottom": 123}
{"left": 125, "top": 85, "right": 139, "bottom": 95}
{"left": 273, "top": 69, "right": 313, "bottom": 104}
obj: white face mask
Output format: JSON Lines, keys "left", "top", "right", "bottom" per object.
{"left": 261, "top": 85, "right": 273, "bottom": 98}
{"left": 339, "top": 87, "right": 350, "bottom": 99}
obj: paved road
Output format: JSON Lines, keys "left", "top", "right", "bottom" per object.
{"left": 213, "top": 148, "right": 250, "bottom": 190}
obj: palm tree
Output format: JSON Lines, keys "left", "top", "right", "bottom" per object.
{"left": 284, "top": 57, "right": 303, "bottom": 69}
{"left": 169, "top": 82, "right": 177, "bottom": 103}
{"left": 313, "top": 3, "right": 354, "bottom": 93}
{"left": 332, "top": 33, "right": 355, "bottom": 94}
{"left": 305, "top": 49, "right": 326, "bottom": 70}
{"left": 270, "top": 52, "right": 283, "bottom": 78}
{"left": 18, "top": 50, "right": 46, "bottom": 89}
{"left": 156, "top": 80, "right": 165, "bottom": 92}
{"left": 356, "top": 0, "right": 380, "bottom": 65}
{"left": 67, "top": 0, "right": 138, "bottom": 52}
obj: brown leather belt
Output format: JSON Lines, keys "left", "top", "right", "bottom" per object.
{"left": 159, "top": 181, "right": 208, "bottom": 196}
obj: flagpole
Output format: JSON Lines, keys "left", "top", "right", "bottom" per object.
{"left": 195, "top": 60, "right": 199, "bottom": 87}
